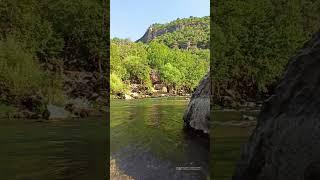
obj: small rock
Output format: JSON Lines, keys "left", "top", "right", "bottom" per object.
{"left": 130, "top": 92, "right": 140, "bottom": 99}
{"left": 124, "top": 94, "right": 133, "bottom": 100}
{"left": 47, "top": 104, "right": 71, "bottom": 119}
{"left": 161, "top": 86, "right": 168, "bottom": 93}
{"left": 242, "top": 115, "right": 256, "bottom": 121}
{"left": 246, "top": 101, "right": 256, "bottom": 108}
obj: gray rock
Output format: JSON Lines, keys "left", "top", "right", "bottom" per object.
{"left": 183, "top": 73, "right": 210, "bottom": 134}
{"left": 161, "top": 86, "right": 168, "bottom": 93}
{"left": 124, "top": 94, "right": 133, "bottom": 100}
{"left": 233, "top": 30, "right": 320, "bottom": 180}
{"left": 154, "top": 84, "right": 166, "bottom": 90}
{"left": 130, "top": 92, "right": 140, "bottom": 99}
{"left": 241, "top": 115, "right": 256, "bottom": 121}
{"left": 66, "top": 98, "right": 92, "bottom": 109}
{"left": 47, "top": 104, "right": 71, "bottom": 119}
{"left": 64, "top": 98, "right": 100, "bottom": 118}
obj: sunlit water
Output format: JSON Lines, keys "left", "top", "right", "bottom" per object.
{"left": 0, "top": 117, "right": 107, "bottom": 180}
{"left": 110, "top": 97, "right": 209, "bottom": 180}
{"left": 212, "top": 110, "right": 258, "bottom": 180}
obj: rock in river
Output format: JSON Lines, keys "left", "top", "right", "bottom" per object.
{"left": 183, "top": 73, "right": 210, "bottom": 134}
{"left": 47, "top": 104, "right": 71, "bottom": 119}
{"left": 233, "top": 30, "right": 320, "bottom": 180}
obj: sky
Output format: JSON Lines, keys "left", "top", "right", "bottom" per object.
{"left": 111, "top": 0, "right": 210, "bottom": 41}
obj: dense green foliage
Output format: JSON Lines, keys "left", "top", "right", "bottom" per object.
{"left": 110, "top": 39, "right": 209, "bottom": 95}
{"left": 110, "top": 16, "right": 210, "bottom": 96}
{"left": 212, "top": 0, "right": 320, "bottom": 101}
{"left": 0, "top": 0, "right": 107, "bottom": 105}
{"left": 144, "top": 16, "right": 210, "bottom": 49}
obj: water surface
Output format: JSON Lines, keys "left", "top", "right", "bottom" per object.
{"left": 110, "top": 97, "right": 209, "bottom": 180}
{"left": 212, "top": 110, "right": 258, "bottom": 180}
{"left": 0, "top": 117, "right": 107, "bottom": 180}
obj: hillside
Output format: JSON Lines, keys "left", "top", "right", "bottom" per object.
{"left": 0, "top": 0, "right": 108, "bottom": 119}
{"left": 111, "top": 16, "right": 210, "bottom": 99}
{"left": 211, "top": 0, "right": 320, "bottom": 107}
{"left": 137, "top": 16, "right": 210, "bottom": 49}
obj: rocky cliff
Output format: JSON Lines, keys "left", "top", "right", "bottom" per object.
{"left": 183, "top": 73, "right": 210, "bottom": 134}
{"left": 233, "top": 30, "right": 320, "bottom": 180}
{"left": 137, "top": 16, "right": 209, "bottom": 49}
{"left": 137, "top": 24, "right": 184, "bottom": 43}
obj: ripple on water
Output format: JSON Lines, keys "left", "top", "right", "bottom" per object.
{"left": 111, "top": 98, "right": 209, "bottom": 180}
{"left": 0, "top": 118, "right": 107, "bottom": 180}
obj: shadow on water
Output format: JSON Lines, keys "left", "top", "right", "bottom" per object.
{"left": 110, "top": 97, "right": 209, "bottom": 180}
{"left": 0, "top": 117, "right": 107, "bottom": 180}
{"left": 212, "top": 110, "right": 258, "bottom": 180}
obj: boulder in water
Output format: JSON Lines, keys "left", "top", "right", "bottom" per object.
{"left": 183, "top": 73, "right": 210, "bottom": 134}
{"left": 233, "top": 31, "right": 320, "bottom": 180}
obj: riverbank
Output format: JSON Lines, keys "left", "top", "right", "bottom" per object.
{"left": 0, "top": 69, "right": 108, "bottom": 120}
{"left": 0, "top": 99, "right": 107, "bottom": 121}
{"left": 111, "top": 88, "right": 191, "bottom": 100}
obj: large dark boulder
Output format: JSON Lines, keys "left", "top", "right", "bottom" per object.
{"left": 233, "top": 31, "right": 320, "bottom": 180}
{"left": 183, "top": 73, "right": 210, "bottom": 134}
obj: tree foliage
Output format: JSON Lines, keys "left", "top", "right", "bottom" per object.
{"left": 212, "top": 0, "right": 320, "bottom": 100}
{"left": 0, "top": 0, "right": 106, "bottom": 104}
{"left": 110, "top": 39, "right": 209, "bottom": 94}
{"left": 146, "top": 16, "right": 210, "bottom": 49}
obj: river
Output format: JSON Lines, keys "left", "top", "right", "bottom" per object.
{"left": 212, "top": 110, "right": 258, "bottom": 180}
{"left": 0, "top": 117, "right": 107, "bottom": 180}
{"left": 110, "top": 97, "right": 209, "bottom": 180}
{"left": 0, "top": 100, "right": 253, "bottom": 180}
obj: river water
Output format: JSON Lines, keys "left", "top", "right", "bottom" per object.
{"left": 110, "top": 97, "right": 209, "bottom": 180}
{"left": 0, "top": 117, "right": 107, "bottom": 180}
{"left": 212, "top": 110, "right": 258, "bottom": 180}
{"left": 0, "top": 100, "right": 254, "bottom": 180}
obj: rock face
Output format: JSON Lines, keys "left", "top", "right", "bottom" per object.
{"left": 136, "top": 17, "right": 209, "bottom": 49}
{"left": 137, "top": 25, "right": 185, "bottom": 43}
{"left": 233, "top": 31, "right": 320, "bottom": 180}
{"left": 64, "top": 71, "right": 107, "bottom": 105}
{"left": 183, "top": 73, "right": 210, "bottom": 134}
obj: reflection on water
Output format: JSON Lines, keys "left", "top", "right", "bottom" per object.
{"left": 111, "top": 97, "right": 209, "bottom": 180}
{"left": 110, "top": 159, "right": 134, "bottom": 180}
{"left": 0, "top": 117, "right": 107, "bottom": 180}
{"left": 212, "top": 110, "right": 258, "bottom": 180}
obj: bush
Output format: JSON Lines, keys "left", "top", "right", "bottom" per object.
{"left": 124, "top": 56, "right": 152, "bottom": 87}
{"left": 110, "top": 73, "right": 128, "bottom": 95}
{"left": 161, "top": 63, "right": 183, "bottom": 88}
{"left": 0, "top": 38, "right": 44, "bottom": 95}
{"left": 0, "top": 38, "right": 65, "bottom": 105}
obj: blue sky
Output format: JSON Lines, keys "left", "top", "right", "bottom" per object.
{"left": 111, "top": 0, "right": 210, "bottom": 41}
